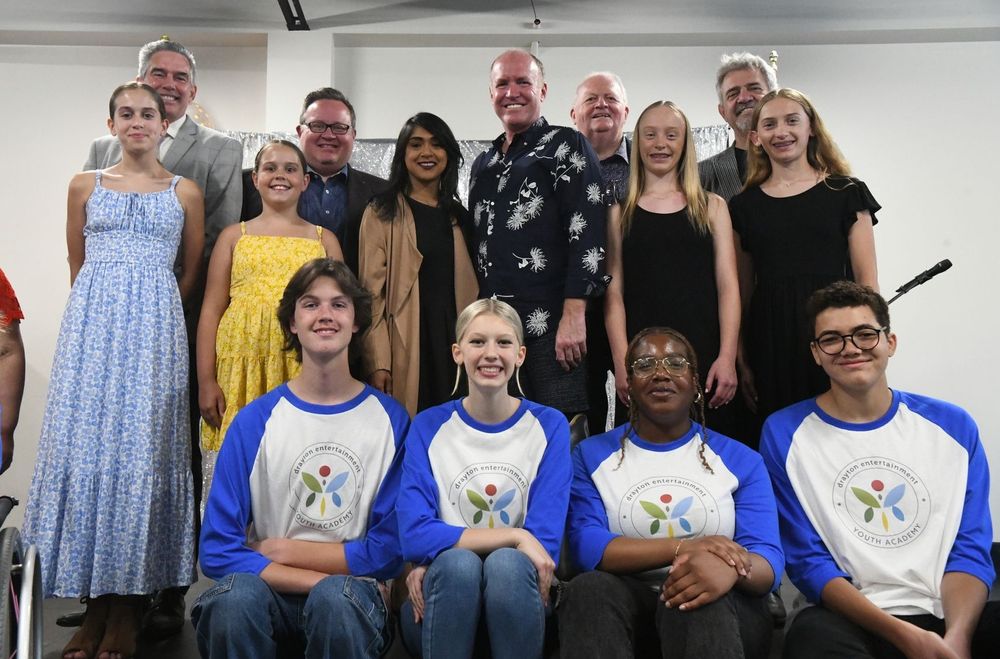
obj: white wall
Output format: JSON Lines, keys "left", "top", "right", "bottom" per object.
{"left": 1, "top": 39, "right": 998, "bottom": 536}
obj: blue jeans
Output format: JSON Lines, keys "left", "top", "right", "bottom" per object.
{"left": 400, "top": 547, "right": 546, "bottom": 659}
{"left": 192, "top": 572, "right": 392, "bottom": 659}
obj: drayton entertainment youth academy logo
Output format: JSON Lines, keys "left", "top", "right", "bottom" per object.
{"left": 289, "top": 443, "right": 365, "bottom": 531}
{"left": 832, "top": 456, "right": 930, "bottom": 548}
{"left": 619, "top": 476, "right": 720, "bottom": 539}
{"left": 449, "top": 462, "right": 528, "bottom": 528}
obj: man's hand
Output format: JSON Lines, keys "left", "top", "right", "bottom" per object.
{"left": 555, "top": 299, "right": 587, "bottom": 371}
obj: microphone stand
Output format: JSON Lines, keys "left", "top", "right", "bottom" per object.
{"left": 886, "top": 259, "right": 952, "bottom": 305}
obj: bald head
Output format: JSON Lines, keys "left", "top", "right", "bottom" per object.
{"left": 571, "top": 72, "right": 629, "bottom": 159}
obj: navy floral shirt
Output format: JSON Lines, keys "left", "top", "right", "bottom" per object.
{"left": 469, "top": 118, "right": 608, "bottom": 339}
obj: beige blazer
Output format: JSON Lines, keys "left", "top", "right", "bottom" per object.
{"left": 359, "top": 196, "right": 478, "bottom": 416}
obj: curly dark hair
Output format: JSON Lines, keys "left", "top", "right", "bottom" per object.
{"left": 805, "top": 280, "right": 889, "bottom": 338}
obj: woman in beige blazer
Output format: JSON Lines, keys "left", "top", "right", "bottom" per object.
{"left": 359, "top": 112, "right": 478, "bottom": 416}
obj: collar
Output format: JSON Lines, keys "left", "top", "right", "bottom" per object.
{"left": 165, "top": 114, "right": 187, "bottom": 140}
{"left": 307, "top": 163, "right": 350, "bottom": 183}
{"left": 492, "top": 116, "right": 550, "bottom": 151}
{"left": 607, "top": 135, "right": 629, "bottom": 164}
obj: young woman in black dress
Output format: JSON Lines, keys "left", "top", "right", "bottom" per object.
{"left": 605, "top": 101, "right": 741, "bottom": 437}
{"left": 729, "top": 88, "right": 879, "bottom": 419}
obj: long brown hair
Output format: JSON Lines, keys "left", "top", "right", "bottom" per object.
{"left": 620, "top": 101, "right": 710, "bottom": 238}
{"left": 744, "top": 88, "right": 852, "bottom": 190}
{"left": 617, "top": 327, "right": 713, "bottom": 473}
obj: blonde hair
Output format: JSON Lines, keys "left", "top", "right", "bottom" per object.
{"left": 620, "top": 101, "right": 710, "bottom": 237}
{"left": 455, "top": 299, "right": 524, "bottom": 345}
{"left": 452, "top": 299, "right": 526, "bottom": 396}
{"left": 745, "top": 88, "right": 852, "bottom": 190}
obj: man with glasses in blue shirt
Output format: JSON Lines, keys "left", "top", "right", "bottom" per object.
{"left": 761, "top": 281, "right": 998, "bottom": 658}
{"left": 241, "top": 88, "right": 387, "bottom": 274}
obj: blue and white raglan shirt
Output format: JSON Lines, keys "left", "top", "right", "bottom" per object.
{"left": 760, "top": 390, "right": 994, "bottom": 617}
{"left": 569, "top": 423, "right": 784, "bottom": 590}
{"left": 397, "top": 399, "right": 571, "bottom": 564}
{"left": 200, "top": 383, "right": 410, "bottom": 582}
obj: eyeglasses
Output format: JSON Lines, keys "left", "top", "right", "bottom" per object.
{"left": 303, "top": 121, "right": 352, "bottom": 136}
{"left": 630, "top": 355, "right": 691, "bottom": 378}
{"left": 812, "top": 327, "right": 888, "bottom": 355}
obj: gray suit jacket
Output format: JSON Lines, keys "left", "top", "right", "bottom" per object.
{"left": 84, "top": 117, "right": 243, "bottom": 257}
{"left": 698, "top": 145, "right": 743, "bottom": 202}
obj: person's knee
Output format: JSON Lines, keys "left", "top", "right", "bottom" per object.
{"left": 427, "top": 547, "right": 484, "bottom": 594}
{"left": 484, "top": 547, "right": 535, "bottom": 581}
{"left": 483, "top": 548, "right": 540, "bottom": 608}
{"left": 304, "top": 575, "right": 390, "bottom": 652}
{"left": 193, "top": 573, "right": 271, "bottom": 635}
{"left": 560, "top": 570, "right": 620, "bottom": 614}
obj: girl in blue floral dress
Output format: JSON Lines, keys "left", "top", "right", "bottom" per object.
{"left": 23, "top": 82, "right": 204, "bottom": 659}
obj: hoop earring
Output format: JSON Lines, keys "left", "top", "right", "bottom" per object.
{"left": 694, "top": 390, "right": 703, "bottom": 404}
{"left": 450, "top": 363, "right": 463, "bottom": 396}
{"left": 515, "top": 365, "right": 525, "bottom": 398}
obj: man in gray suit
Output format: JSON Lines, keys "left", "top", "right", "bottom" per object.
{"left": 698, "top": 52, "right": 777, "bottom": 201}
{"left": 84, "top": 38, "right": 243, "bottom": 257}
{"left": 78, "top": 38, "right": 242, "bottom": 639}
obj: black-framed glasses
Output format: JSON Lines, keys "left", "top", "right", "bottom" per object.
{"left": 630, "top": 355, "right": 691, "bottom": 378}
{"left": 812, "top": 327, "right": 888, "bottom": 355}
{"left": 303, "top": 121, "right": 352, "bottom": 136}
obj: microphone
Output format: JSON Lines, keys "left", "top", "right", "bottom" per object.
{"left": 887, "top": 259, "right": 952, "bottom": 304}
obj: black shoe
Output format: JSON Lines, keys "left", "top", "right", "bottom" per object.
{"left": 141, "top": 588, "right": 186, "bottom": 640}
{"left": 56, "top": 609, "right": 86, "bottom": 628}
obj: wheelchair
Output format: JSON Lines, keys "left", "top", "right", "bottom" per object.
{"left": 0, "top": 495, "right": 43, "bottom": 658}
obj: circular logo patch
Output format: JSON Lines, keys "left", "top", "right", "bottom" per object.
{"left": 619, "top": 477, "right": 720, "bottom": 539}
{"left": 448, "top": 462, "right": 528, "bottom": 528}
{"left": 832, "top": 456, "right": 930, "bottom": 548}
{"left": 289, "top": 443, "right": 365, "bottom": 531}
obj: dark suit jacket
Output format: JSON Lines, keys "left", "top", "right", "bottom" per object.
{"left": 241, "top": 165, "right": 387, "bottom": 275}
{"left": 698, "top": 145, "right": 744, "bottom": 202}
{"left": 84, "top": 117, "right": 243, "bottom": 257}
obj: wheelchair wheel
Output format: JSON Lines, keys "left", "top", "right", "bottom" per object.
{"left": 16, "top": 544, "right": 42, "bottom": 658}
{"left": 0, "top": 526, "right": 23, "bottom": 658}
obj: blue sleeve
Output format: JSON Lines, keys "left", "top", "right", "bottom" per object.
{"left": 760, "top": 414, "right": 849, "bottom": 603}
{"left": 942, "top": 413, "right": 995, "bottom": 588}
{"left": 566, "top": 440, "right": 617, "bottom": 571}
{"left": 559, "top": 131, "right": 608, "bottom": 299}
{"left": 396, "top": 412, "right": 467, "bottom": 564}
{"left": 199, "top": 404, "right": 271, "bottom": 580}
{"left": 722, "top": 441, "right": 785, "bottom": 592}
{"left": 344, "top": 398, "right": 410, "bottom": 580}
{"left": 522, "top": 409, "right": 571, "bottom": 563}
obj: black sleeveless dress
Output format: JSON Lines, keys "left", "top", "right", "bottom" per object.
{"left": 622, "top": 205, "right": 739, "bottom": 436}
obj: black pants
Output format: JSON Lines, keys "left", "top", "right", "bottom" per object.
{"left": 784, "top": 602, "right": 1000, "bottom": 659}
{"left": 556, "top": 571, "right": 772, "bottom": 659}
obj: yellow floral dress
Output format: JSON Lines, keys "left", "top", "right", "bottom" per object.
{"left": 201, "top": 223, "right": 326, "bottom": 456}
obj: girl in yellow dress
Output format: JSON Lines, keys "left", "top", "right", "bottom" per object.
{"left": 197, "top": 140, "right": 343, "bottom": 494}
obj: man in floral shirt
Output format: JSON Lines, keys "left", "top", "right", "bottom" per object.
{"left": 469, "top": 49, "right": 608, "bottom": 417}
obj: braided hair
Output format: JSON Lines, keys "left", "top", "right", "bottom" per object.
{"left": 616, "top": 327, "right": 714, "bottom": 474}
